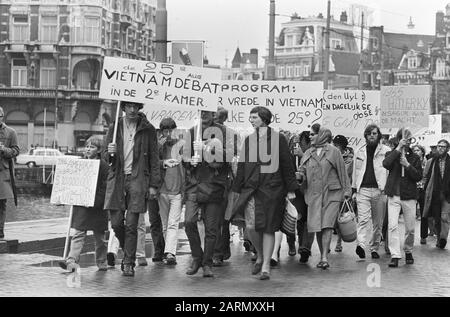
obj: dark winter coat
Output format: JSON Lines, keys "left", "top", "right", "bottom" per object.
{"left": 383, "top": 148, "right": 423, "bottom": 200}
{"left": 71, "top": 159, "right": 109, "bottom": 232}
{"left": 104, "top": 113, "right": 161, "bottom": 213}
{"left": 184, "top": 123, "right": 232, "bottom": 203}
{"left": 0, "top": 123, "right": 19, "bottom": 201}
{"left": 231, "top": 128, "right": 299, "bottom": 233}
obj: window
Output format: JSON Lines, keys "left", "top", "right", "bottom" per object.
{"left": 331, "top": 38, "right": 343, "bottom": 49}
{"left": 11, "top": 15, "right": 29, "bottom": 42}
{"left": 408, "top": 56, "right": 418, "bottom": 69}
{"left": 371, "top": 37, "right": 379, "bottom": 50}
{"left": 294, "top": 64, "right": 302, "bottom": 77}
{"left": 41, "top": 16, "right": 57, "bottom": 43}
{"left": 303, "top": 63, "right": 310, "bottom": 76}
{"left": 11, "top": 59, "right": 27, "bottom": 87}
{"left": 286, "top": 65, "right": 293, "bottom": 78}
{"left": 277, "top": 65, "right": 285, "bottom": 78}
{"left": 105, "top": 21, "right": 112, "bottom": 47}
{"left": 286, "top": 35, "right": 293, "bottom": 47}
{"left": 436, "top": 58, "right": 446, "bottom": 77}
{"left": 40, "top": 59, "right": 56, "bottom": 88}
{"left": 85, "top": 17, "right": 100, "bottom": 44}
{"left": 127, "top": 28, "right": 135, "bottom": 51}
{"left": 72, "top": 16, "right": 100, "bottom": 44}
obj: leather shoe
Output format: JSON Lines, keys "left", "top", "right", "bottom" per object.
{"left": 371, "top": 251, "right": 380, "bottom": 259}
{"left": 252, "top": 262, "right": 262, "bottom": 275}
{"left": 106, "top": 253, "right": 115, "bottom": 267}
{"left": 388, "top": 258, "right": 399, "bottom": 268}
{"left": 420, "top": 238, "right": 426, "bottom": 245}
{"left": 405, "top": 253, "right": 414, "bottom": 264}
{"left": 356, "top": 245, "right": 366, "bottom": 259}
{"left": 137, "top": 257, "right": 148, "bottom": 266}
{"left": 299, "top": 250, "right": 310, "bottom": 264}
{"left": 270, "top": 258, "right": 278, "bottom": 267}
{"left": 288, "top": 242, "right": 296, "bottom": 256}
{"left": 122, "top": 264, "right": 135, "bottom": 276}
{"left": 259, "top": 271, "right": 270, "bottom": 280}
{"left": 202, "top": 266, "right": 214, "bottom": 278}
{"left": 439, "top": 238, "right": 447, "bottom": 249}
{"left": 186, "top": 259, "right": 202, "bottom": 275}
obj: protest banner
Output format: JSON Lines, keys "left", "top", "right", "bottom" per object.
{"left": 218, "top": 80, "right": 323, "bottom": 131}
{"left": 413, "top": 114, "right": 442, "bottom": 149}
{"left": 171, "top": 41, "right": 204, "bottom": 67}
{"left": 99, "top": 56, "right": 221, "bottom": 112}
{"left": 144, "top": 104, "right": 199, "bottom": 129}
{"left": 322, "top": 90, "right": 380, "bottom": 149}
{"left": 380, "top": 85, "right": 431, "bottom": 132}
{"left": 50, "top": 159, "right": 100, "bottom": 207}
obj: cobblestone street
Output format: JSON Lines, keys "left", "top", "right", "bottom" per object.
{"left": 1, "top": 220, "right": 449, "bottom": 297}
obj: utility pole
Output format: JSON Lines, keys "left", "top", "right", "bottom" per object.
{"left": 324, "top": 0, "right": 331, "bottom": 89}
{"left": 155, "top": 0, "right": 167, "bottom": 63}
{"left": 359, "top": 12, "right": 364, "bottom": 90}
{"left": 267, "top": 0, "right": 276, "bottom": 80}
{"left": 379, "top": 26, "right": 384, "bottom": 89}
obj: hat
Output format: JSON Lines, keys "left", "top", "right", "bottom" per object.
{"left": 333, "top": 135, "right": 348, "bottom": 148}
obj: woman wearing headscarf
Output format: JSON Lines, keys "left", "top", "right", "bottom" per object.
{"left": 231, "top": 106, "right": 299, "bottom": 280}
{"left": 298, "top": 124, "right": 351, "bottom": 269}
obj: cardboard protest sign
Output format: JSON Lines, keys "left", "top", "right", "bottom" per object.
{"left": 323, "top": 90, "right": 380, "bottom": 149}
{"left": 413, "top": 114, "right": 442, "bottom": 149}
{"left": 218, "top": 80, "right": 323, "bottom": 131}
{"left": 99, "top": 56, "right": 221, "bottom": 112}
{"left": 380, "top": 85, "right": 430, "bottom": 132}
{"left": 50, "top": 159, "right": 100, "bottom": 207}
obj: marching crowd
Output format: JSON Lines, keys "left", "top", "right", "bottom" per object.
{"left": 54, "top": 101, "right": 450, "bottom": 281}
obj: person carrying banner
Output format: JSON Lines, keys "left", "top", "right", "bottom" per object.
{"left": 351, "top": 125, "right": 390, "bottom": 260}
{"left": 0, "top": 106, "right": 19, "bottom": 240}
{"left": 383, "top": 128, "right": 422, "bottom": 268}
{"left": 59, "top": 136, "right": 109, "bottom": 271}
{"left": 104, "top": 101, "right": 161, "bottom": 277}
{"left": 183, "top": 110, "right": 232, "bottom": 278}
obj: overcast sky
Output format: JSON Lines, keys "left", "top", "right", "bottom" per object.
{"left": 164, "top": 0, "right": 450, "bottom": 67}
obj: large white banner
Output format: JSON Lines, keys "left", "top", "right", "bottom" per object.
{"left": 50, "top": 159, "right": 100, "bottom": 207}
{"left": 143, "top": 104, "right": 199, "bottom": 129}
{"left": 380, "top": 85, "right": 431, "bottom": 132}
{"left": 99, "top": 57, "right": 221, "bottom": 111}
{"left": 322, "top": 90, "right": 380, "bottom": 148}
{"left": 218, "top": 80, "right": 323, "bottom": 131}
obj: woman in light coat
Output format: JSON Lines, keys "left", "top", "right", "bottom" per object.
{"left": 298, "top": 124, "right": 351, "bottom": 269}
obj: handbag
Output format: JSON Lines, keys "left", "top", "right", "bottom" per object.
{"left": 281, "top": 197, "right": 298, "bottom": 236}
{"left": 337, "top": 199, "right": 357, "bottom": 242}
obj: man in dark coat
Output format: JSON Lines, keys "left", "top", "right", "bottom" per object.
{"left": 383, "top": 128, "right": 422, "bottom": 268}
{"left": 183, "top": 110, "right": 233, "bottom": 278}
{"left": 0, "top": 106, "right": 19, "bottom": 239}
{"left": 422, "top": 139, "right": 450, "bottom": 249}
{"left": 104, "top": 101, "right": 161, "bottom": 276}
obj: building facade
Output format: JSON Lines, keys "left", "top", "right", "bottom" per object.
{"left": 266, "top": 12, "right": 361, "bottom": 89}
{"left": 0, "top": 0, "right": 156, "bottom": 152}
{"left": 361, "top": 26, "right": 434, "bottom": 90}
{"left": 222, "top": 47, "right": 264, "bottom": 81}
{"left": 432, "top": 5, "right": 450, "bottom": 131}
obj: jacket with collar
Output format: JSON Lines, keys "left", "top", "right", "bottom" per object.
{"left": 104, "top": 113, "right": 161, "bottom": 213}
{"left": 352, "top": 143, "right": 391, "bottom": 192}
{"left": 382, "top": 148, "right": 422, "bottom": 200}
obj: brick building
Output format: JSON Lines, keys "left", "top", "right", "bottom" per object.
{"left": 361, "top": 26, "right": 434, "bottom": 90}
{"left": 267, "top": 12, "right": 361, "bottom": 89}
{"left": 0, "top": 0, "right": 156, "bottom": 152}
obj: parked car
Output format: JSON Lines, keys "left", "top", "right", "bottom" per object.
{"left": 16, "top": 148, "right": 80, "bottom": 168}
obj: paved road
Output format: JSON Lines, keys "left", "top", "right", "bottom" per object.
{"left": 1, "top": 219, "right": 449, "bottom": 297}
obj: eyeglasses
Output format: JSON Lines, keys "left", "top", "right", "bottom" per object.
{"left": 437, "top": 145, "right": 448, "bottom": 148}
